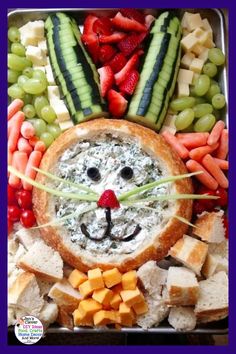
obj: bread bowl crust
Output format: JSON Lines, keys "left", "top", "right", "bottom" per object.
{"left": 33, "top": 119, "right": 193, "bottom": 272}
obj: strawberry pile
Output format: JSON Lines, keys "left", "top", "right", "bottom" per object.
{"left": 82, "top": 9, "right": 155, "bottom": 118}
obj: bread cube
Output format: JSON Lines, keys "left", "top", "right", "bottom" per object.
{"left": 110, "top": 293, "right": 122, "bottom": 310}
{"left": 73, "top": 309, "right": 93, "bottom": 326}
{"left": 186, "top": 13, "right": 203, "bottom": 32}
{"left": 92, "top": 288, "right": 113, "bottom": 305}
{"left": 78, "top": 298, "right": 102, "bottom": 317}
{"left": 202, "top": 254, "right": 228, "bottom": 278}
{"left": 79, "top": 279, "right": 93, "bottom": 298}
{"left": 68, "top": 269, "right": 87, "bottom": 289}
{"left": 103, "top": 268, "right": 122, "bottom": 288}
{"left": 120, "top": 287, "right": 143, "bottom": 307}
{"left": 166, "top": 266, "right": 199, "bottom": 306}
{"left": 132, "top": 300, "right": 148, "bottom": 315}
{"left": 88, "top": 268, "right": 104, "bottom": 290}
{"left": 181, "top": 52, "right": 195, "bottom": 69}
{"left": 193, "top": 211, "right": 225, "bottom": 243}
{"left": 93, "top": 310, "right": 116, "bottom": 326}
{"left": 177, "top": 69, "right": 194, "bottom": 84}
{"left": 122, "top": 270, "right": 137, "bottom": 290}
{"left": 181, "top": 33, "right": 199, "bottom": 52}
{"left": 190, "top": 58, "right": 204, "bottom": 73}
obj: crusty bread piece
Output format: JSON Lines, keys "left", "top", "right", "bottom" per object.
{"left": 17, "top": 240, "right": 63, "bottom": 282}
{"left": 193, "top": 211, "right": 225, "bottom": 243}
{"left": 166, "top": 266, "right": 199, "bottom": 306}
{"left": 202, "top": 253, "right": 228, "bottom": 278}
{"left": 169, "top": 234, "right": 208, "bottom": 275}
{"left": 168, "top": 307, "right": 197, "bottom": 331}
{"left": 8, "top": 272, "right": 44, "bottom": 316}
{"left": 39, "top": 302, "right": 58, "bottom": 329}
{"left": 15, "top": 227, "right": 41, "bottom": 250}
{"left": 8, "top": 307, "right": 16, "bottom": 327}
{"left": 57, "top": 306, "right": 74, "bottom": 330}
{"left": 48, "top": 278, "right": 82, "bottom": 313}
{"left": 37, "top": 279, "right": 54, "bottom": 297}
{"left": 137, "top": 261, "right": 167, "bottom": 296}
{"left": 208, "top": 239, "right": 228, "bottom": 259}
{"left": 195, "top": 271, "right": 228, "bottom": 323}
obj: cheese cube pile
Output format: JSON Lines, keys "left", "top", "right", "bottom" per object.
{"left": 68, "top": 267, "right": 148, "bottom": 328}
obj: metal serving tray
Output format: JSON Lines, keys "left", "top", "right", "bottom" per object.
{"left": 8, "top": 8, "right": 228, "bottom": 335}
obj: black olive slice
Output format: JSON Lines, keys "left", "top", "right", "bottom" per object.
{"left": 120, "top": 166, "right": 133, "bottom": 180}
{"left": 87, "top": 167, "right": 101, "bottom": 181}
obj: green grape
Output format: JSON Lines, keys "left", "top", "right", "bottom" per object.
{"left": 8, "top": 27, "right": 20, "bottom": 43}
{"left": 23, "top": 93, "right": 33, "bottom": 105}
{"left": 33, "top": 119, "right": 47, "bottom": 137}
{"left": 32, "top": 70, "right": 47, "bottom": 85}
{"left": 8, "top": 69, "right": 20, "bottom": 84}
{"left": 17, "top": 75, "right": 29, "bottom": 88}
{"left": 34, "top": 96, "right": 49, "bottom": 118}
{"left": 46, "top": 124, "right": 62, "bottom": 139}
{"left": 23, "top": 67, "right": 34, "bottom": 78}
{"left": 193, "top": 103, "right": 213, "bottom": 118}
{"left": 202, "top": 62, "right": 217, "bottom": 78}
{"left": 194, "top": 75, "right": 211, "bottom": 96}
{"left": 181, "top": 124, "right": 194, "bottom": 133}
{"left": 22, "top": 78, "right": 47, "bottom": 95}
{"left": 8, "top": 84, "right": 25, "bottom": 99}
{"left": 189, "top": 86, "right": 197, "bottom": 97}
{"left": 194, "top": 114, "right": 216, "bottom": 132}
{"left": 41, "top": 105, "right": 57, "bottom": 123}
{"left": 170, "top": 97, "right": 195, "bottom": 111}
{"left": 175, "top": 108, "right": 195, "bottom": 131}
{"left": 11, "top": 42, "right": 26, "bottom": 57}
{"left": 40, "top": 132, "right": 55, "bottom": 148}
{"left": 23, "top": 104, "right": 36, "bottom": 119}
{"left": 211, "top": 79, "right": 218, "bottom": 85}
{"left": 208, "top": 48, "right": 225, "bottom": 66}
{"left": 8, "top": 54, "right": 31, "bottom": 72}
{"left": 212, "top": 94, "right": 226, "bottom": 109}
{"left": 205, "top": 84, "right": 221, "bottom": 101}
{"left": 194, "top": 97, "right": 206, "bottom": 105}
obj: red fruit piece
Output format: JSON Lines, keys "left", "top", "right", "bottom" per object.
{"left": 119, "top": 69, "right": 139, "bottom": 95}
{"left": 215, "top": 187, "right": 228, "bottom": 207}
{"left": 112, "top": 12, "right": 147, "bottom": 33}
{"left": 118, "top": 32, "right": 147, "bottom": 57}
{"left": 193, "top": 200, "right": 206, "bottom": 215}
{"left": 114, "top": 53, "right": 139, "bottom": 85}
{"left": 222, "top": 216, "right": 228, "bottom": 239}
{"left": 83, "top": 15, "right": 98, "bottom": 35}
{"left": 120, "top": 9, "right": 145, "bottom": 24}
{"left": 97, "top": 189, "right": 120, "bottom": 209}
{"left": 99, "top": 45, "right": 117, "bottom": 64}
{"left": 107, "top": 89, "right": 128, "bottom": 118}
{"left": 99, "top": 32, "right": 127, "bottom": 44}
{"left": 20, "top": 209, "right": 36, "bottom": 228}
{"left": 197, "top": 185, "right": 216, "bottom": 212}
{"left": 98, "top": 66, "right": 114, "bottom": 97}
{"left": 8, "top": 184, "right": 17, "bottom": 205}
{"left": 8, "top": 205, "right": 21, "bottom": 222}
{"left": 81, "top": 34, "right": 100, "bottom": 63}
{"left": 93, "top": 17, "right": 113, "bottom": 35}
{"left": 17, "top": 190, "right": 32, "bottom": 209}
{"left": 107, "top": 53, "right": 127, "bottom": 73}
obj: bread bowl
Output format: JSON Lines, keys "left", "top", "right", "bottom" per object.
{"left": 33, "top": 119, "right": 193, "bottom": 272}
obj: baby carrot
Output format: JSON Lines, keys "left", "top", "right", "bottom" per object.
{"left": 28, "top": 136, "right": 39, "bottom": 147}
{"left": 176, "top": 132, "right": 209, "bottom": 149}
{"left": 161, "top": 131, "right": 189, "bottom": 159}
{"left": 207, "top": 120, "right": 225, "bottom": 146}
{"left": 8, "top": 151, "right": 28, "bottom": 189}
{"left": 202, "top": 154, "right": 228, "bottom": 189}
{"left": 22, "top": 151, "right": 42, "bottom": 191}
{"left": 8, "top": 99, "right": 24, "bottom": 120}
{"left": 17, "top": 137, "right": 33, "bottom": 155}
{"left": 213, "top": 158, "right": 229, "bottom": 170}
{"left": 34, "top": 141, "right": 46, "bottom": 153}
{"left": 8, "top": 111, "right": 25, "bottom": 152}
{"left": 20, "top": 121, "right": 35, "bottom": 139}
{"left": 186, "top": 159, "right": 218, "bottom": 190}
{"left": 189, "top": 143, "right": 219, "bottom": 161}
{"left": 215, "top": 129, "right": 228, "bottom": 159}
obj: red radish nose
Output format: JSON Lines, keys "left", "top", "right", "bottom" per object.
{"left": 97, "top": 189, "right": 120, "bottom": 209}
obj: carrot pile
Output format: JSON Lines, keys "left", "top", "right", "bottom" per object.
{"left": 8, "top": 99, "right": 46, "bottom": 190}
{"left": 161, "top": 120, "right": 228, "bottom": 191}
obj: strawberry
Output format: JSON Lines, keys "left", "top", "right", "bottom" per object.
{"left": 112, "top": 12, "right": 147, "bottom": 32}
{"left": 81, "top": 34, "right": 100, "bottom": 63}
{"left": 120, "top": 9, "right": 145, "bottom": 24}
{"left": 119, "top": 69, "right": 139, "bottom": 95}
{"left": 223, "top": 216, "right": 228, "bottom": 239}
{"left": 107, "top": 89, "right": 128, "bottom": 117}
{"left": 114, "top": 53, "right": 139, "bottom": 85}
{"left": 118, "top": 32, "right": 147, "bottom": 57}
{"left": 99, "top": 45, "right": 117, "bottom": 64}
{"left": 97, "top": 189, "right": 120, "bottom": 209}
{"left": 99, "top": 32, "right": 127, "bottom": 44}
{"left": 98, "top": 66, "right": 114, "bottom": 97}
{"left": 83, "top": 15, "right": 98, "bottom": 35}
{"left": 107, "top": 53, "right": 127, "bottom": 73}
{"left": 145, "top": 14, "right": 156, "bottom": 29}
{"left": 93, "top": 17, "right": 113, "bottom": 35}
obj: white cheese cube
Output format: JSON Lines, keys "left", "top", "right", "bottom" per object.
{"left": 198, "top": 47, "right": 209, "bottom": 63}
{"left": 181, "top": 33, "right": 199, "bottom": 52}
{"left": 47, "top": 86, "right": 60, "bottom": 101}
{"left": 160, "top": 125, "right": 176, "bottom": 135}
{"left": 177, "top": 69, "right": 194, "bottom": 85}
{"left": 201, "top": 18, "right": 213, "bottom": 34}
{"left": 192, "top": 73, "right": 200, "bottom": 85}
{"left": 181, "top": 52, "right": 195, "bottom": 69}
{"left": 32, "top": 65, "right": 46, "bottom": 73}
{"left": 181, "top": 12, "right": 193, "bottom": 29}
{"left": 192, "top": 43, "right": 206, "bottom": 56}
{"left": 49, "top": 99, "right": 70, "bottom": 122}
{"left": 38, "top": 39, "right": 48, "bottom": 55}
{"left": 190, "top": 58, "right": 204, "bottom": 74}
{"left": 26, "top": 46, "right": 47, "bottom": 66}
{"left": 59, "top": 120, "right": 74, "bottom": 131}
{"left": 30, "top": 20, "right": 45, "bottom": 39}
{"left": 177, "top": 82, "right": 190, "bottom": 97}
{"left": 45, "top": 64, "right": 55, "bottom": 85}
{"left": 186, "top": 13, "right": 203, "bottom": 32}
{"left": 19, "top": 23, "right": 38, "bottom": 47}
{"left": 163, "top": 114, "right": 177, "bottom": 129}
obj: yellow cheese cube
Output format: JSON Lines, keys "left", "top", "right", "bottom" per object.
{"left": 79, "top": 280, "right": 93, "bottom": 298}
{"left": 204, "top": 37, "right": 215, "bottom": 49}
{"left": 190, "top": 58, "right": 204, "bottom": 74}
{"left": 182, "top": 28, "right": 190, "bottom": 38}
{"left": 103, "top": 268, "right": 122, "bottom": 288}
{"left": 201, "top": 18, "right": 213, "bottom": 34}
{"left": 181, "top": 12, "right": 192, "bottom": 29}
{"left": 68, "top": 269, "right": 88, "bottom": 288}
{"left": 177, "top": 69, "right": 194, "bottom": 84}
{"left": 192, "top": 27, "right": 210, "bottom": 46}
{"left": 110, "top": 293, "right": 122, "bottom": 310}
{"left": 119, "top": 302, "right": 135, "bottom": 327}
{"left": 73, "top": 309, "right": 93, "bottom": 327}
{"left": 132, "top": 300, "right": 149, "bottom": 315}
{"left": 93, "top": 310, "right": 117, "bottom": 326}
{"left": 79, "top": 298, "right": 102, "bottom": 317}
{"left": 92, "top": 288, "right": 113, "bottom": 305}
{"left": 177, "top": 82, "right": 189, "bottom": 97}
{"left": 198, "top": 47, "right": 209, "bottom": 63}
{"left": 186, "top": 13, "right": 203, "bottom": 32}
{"left": 122, "top": 271, "right": 137, "bottom": 290}
{"left": 192, "top": 44, "right": 205, "bottom": 56}
{"left": 111, "top": 283, "right": 123, "bottom": 294}
{"left": 181, "top": 52, "right": 195, "bottom": 69}
{"left": 88, "top": 268, "right": 104, "bottom": 290}
{"left": 181, "top": 33, "right": 199, "bottom": 52}
{"left": 120, "top": 288, "right": 143, "bottom": 307}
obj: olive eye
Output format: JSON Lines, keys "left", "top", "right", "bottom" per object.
{"left": 120, "top": 166, "right": 133, "bottom": 180}
{"left": 87, "top": 167, "right": 101, "bottom": 181}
